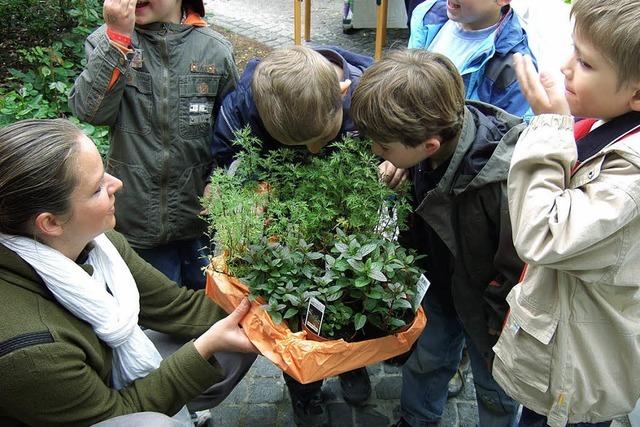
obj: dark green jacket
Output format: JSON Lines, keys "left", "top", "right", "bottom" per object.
{"left": 69, "top": 22, "right": 238, "bottom": 249}
{"left": 407, "top": 101, "right": 526, "bottom": 362}
{"left": 0, "top": 231, "right": 226, "bottom": 426}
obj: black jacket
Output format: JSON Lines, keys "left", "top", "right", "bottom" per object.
{"left": 403, "top": 101, "right": 526, "bottom": 361}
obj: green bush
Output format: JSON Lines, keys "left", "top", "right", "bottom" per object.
{"left": 0, "top": 0, "right": 109, "bottom": 154}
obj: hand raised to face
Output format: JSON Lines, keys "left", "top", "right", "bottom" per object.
{"left": 103, "top": 0, "right": 137, "bottom": 36}
{"left": 513, "top": 53, "right": 571, "bottom": 117}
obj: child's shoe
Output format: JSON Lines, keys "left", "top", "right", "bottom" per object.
{"left": 291, "top": 389, "right": 330, "bottom": 427}
{"left": 338, "top": 367, "right": 371, "bottom": 405}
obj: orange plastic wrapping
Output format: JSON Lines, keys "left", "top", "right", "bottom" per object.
{"left": 205, "top": 268, "right": 427, "bottom": 384}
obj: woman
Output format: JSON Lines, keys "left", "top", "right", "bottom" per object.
{"left": 0, "top": 119, "right": 257, "bottom": 426}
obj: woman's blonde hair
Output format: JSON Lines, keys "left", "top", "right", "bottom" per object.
{"left": 0, "top": 119, "right": 82, "bottom": 235}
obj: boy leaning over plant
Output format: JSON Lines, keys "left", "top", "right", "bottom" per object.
{"left": 211, "top": 44, "right": 379, "bottom": 427}
{"left": 351, "top": 49, "right": 526, "bottom": 427}
{"left": 492, "top": 0, "right": 640, "bottom": 425}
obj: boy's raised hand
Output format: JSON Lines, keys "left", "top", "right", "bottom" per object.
{"left": 104, "top": 0, "right": 136, "bottom": 36}
{"left": 513, "top": 53, "right": 571, "bottom": 116}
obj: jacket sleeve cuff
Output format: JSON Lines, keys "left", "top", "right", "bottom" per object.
{"left": 529, "top": 114, "right": 574, "bottom": 132}
{"left": 162, "top": 340, "right": 225, "bottom": 394}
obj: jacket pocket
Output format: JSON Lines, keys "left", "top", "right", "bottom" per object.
{"left": 494, "top": 314, "right": 556, "bottom": 394}
{"left": 107, "top": 158, "right": 158, "bottom": 242}
{"left": 170, "top": 162, "right": 209, "bottom": 238}
{"left": 178, "top": 75, "right": 221, "bottom": 139}
{"left": 116, "top": 70, "right": 153, "bottom": 136}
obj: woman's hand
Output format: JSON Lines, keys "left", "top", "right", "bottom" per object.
{"left": 513, "top": 53, "right": 571, "bottom": 116}
{"left": 103, "top": 0, "right": 136, "bottom": 36}
{"left": 194, "top": 299, "right": 259, "bottom": 358}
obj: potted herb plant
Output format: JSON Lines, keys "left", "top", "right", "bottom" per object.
{"left": 202, "top": 128, "right": 427, "bottom": 383}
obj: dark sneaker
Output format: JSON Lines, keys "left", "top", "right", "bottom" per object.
{"left": 339, "top": 367, "right": 371, "bottom": 405}
{"left": 291, "top": 389, "right": 330, "bottom": 427}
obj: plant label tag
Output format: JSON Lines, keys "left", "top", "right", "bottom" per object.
{"left": 412, "top": 274, "right": 430, "bottom": 311}
{"left": 304, "top": 297, "right": 325, "bottom": 334}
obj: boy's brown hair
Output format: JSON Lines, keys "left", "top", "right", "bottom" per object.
{"left": 252, "top": 46, "right": 342, "bottom": 145}
{"left": 351, "top": 50, "right": 464, "bottom": 148}
{"left": 572, "top": 0, "right": 640, "bottom": 88}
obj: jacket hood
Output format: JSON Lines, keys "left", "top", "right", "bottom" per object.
{"left": 0, "top": 243, "right": 51, "bottom": 299}
{"left": 452, "top": 101, "right": 525, "bottom": 193}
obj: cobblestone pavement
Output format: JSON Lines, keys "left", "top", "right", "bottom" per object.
{"left": 204, "top": 0, "right": 409, "bottom": 58}
{"left": 210, "top": 355, "right": 479, "bottom": 427}
{"left": 201, "top": 1, "right": 632, "bottom": 426}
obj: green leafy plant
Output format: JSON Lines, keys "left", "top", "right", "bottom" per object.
{"left": 1, "top": 0, "right": 109, "bottom": 155}
{"left": 203, "top": 128, "right": 423, "bottom": 340}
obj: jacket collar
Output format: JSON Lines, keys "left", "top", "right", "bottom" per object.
{"left": 438, "top": 101, "right": 523, "bottom": 195}
{"left": 0, "top": 241, "right": 95, "bottom": 300}
{"left": 135, "top": 10, "right": 206, "bottom": 34}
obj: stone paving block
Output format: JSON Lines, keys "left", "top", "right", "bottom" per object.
{"left": 253, "top": 355, "right": 282, "bottom": 378}
{"left": 354, "top": 405, "right": 390, "bottom": 426}
{"left": 381, "top": 361, "right": 403, "bottom": 375}
{"left": 374, "top": 375, "right": 402, "bottom": 400}
{"left": 246, "top": 404, "right": 279, "bottom": 426}
{"left": 327, "top": 402, "right": 355, "bottom": 427}
{"left": 223, "top": 378, "right": 248, "bottom": 404}
{"left": 210, "top": 404, "right": 244, "bottom": 426}
{"left": 439, "top": 401, "right": 460, "bottom": 427}
{"left": 249, "top": 378, "right": 284, "bottom": 403}
{"left": 457, "top": 370, "right": 477, "bottom": 402}
{"left": 277, "top": 405, "right": 295, "bottom": 427}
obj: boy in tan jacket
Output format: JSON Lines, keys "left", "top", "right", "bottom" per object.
{"left": 492, "top": 0, "right": 640, "bottom": 425}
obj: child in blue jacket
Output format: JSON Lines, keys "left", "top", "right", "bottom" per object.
{"left": 409, "top": 0, "right": 534, "bottom": 117}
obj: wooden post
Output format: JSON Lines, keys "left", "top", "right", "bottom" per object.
{"left": 374, "top": 0, "right": 389, "bottom": 60}
{"left": 304, "top": 0, "right": 311, "bottom": 41}
{"left": 294, "top": 0, "right": 302, "bottom": 45}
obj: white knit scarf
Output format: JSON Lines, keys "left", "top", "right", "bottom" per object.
{"left": 0, "top": 232, "right": 162, "bottom": 389}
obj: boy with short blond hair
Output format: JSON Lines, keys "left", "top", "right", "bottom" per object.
{"left": 252, "top": 46, "right": 344, "bottom": 148}
{"left": 212, "top": 44, "right": 375, "bottom": 426}
{"left": 352, "top": 49, "right": 526, "bottom": 427}
{"left": 492, "top": 0, "right": 640, "bottom": 425}
{"left": 211, "top": 45, "right": 372, "bottom": 166}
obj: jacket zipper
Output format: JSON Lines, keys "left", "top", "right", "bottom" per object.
{"left": 159, "top": 29, "right": 170, "bottom": 244}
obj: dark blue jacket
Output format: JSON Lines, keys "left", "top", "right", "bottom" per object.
{"left": 211, "top": 47, "right": 373, "bottom": 167}
{"left": 409, "top": 0, "right": 534, "bottom": 117}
